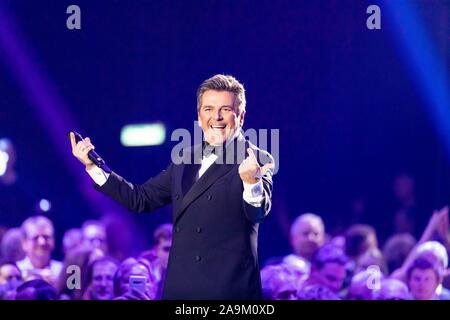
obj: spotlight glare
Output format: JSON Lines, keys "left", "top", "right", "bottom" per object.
{"left": 120, "top": 123, "right": 166, "bottom": 147}
{"left": 0, "top": 151, "right": 9, "bottom": 176}
{"left": 39, "top": 199, "right": 51, "bottom": 212}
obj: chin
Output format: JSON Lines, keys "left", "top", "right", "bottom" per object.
{"left": 35, "top": 252, "right": 51, "bottom": 259}
{"left": 206, "top": 135, "right": 226, "bottom": 146}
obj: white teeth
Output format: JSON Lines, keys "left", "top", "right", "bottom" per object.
{"left": 211, "top": 126, "right": 225, "bottom": 129}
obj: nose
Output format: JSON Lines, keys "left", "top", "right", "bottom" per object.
{"left": 100, "top": 278, "right": 108, "bottom": 287}
{"left": 37, "top": 236, "right": 47, "bottom": 246}
{"left": 213, "top": 109, "right": 223, "bottom": 121}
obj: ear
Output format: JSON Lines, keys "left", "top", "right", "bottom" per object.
{"left": 22, "top": 238, "right": 30, "bottom": 254}
{"left": 239, "top": 111, "right": 245, "bottom": 128}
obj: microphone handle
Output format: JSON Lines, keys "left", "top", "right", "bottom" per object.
{"left": 87, "top": 149, "right": 105, "bottom": 167}
{"left": 69, "top": 131, "right": 111, "bottom": 172}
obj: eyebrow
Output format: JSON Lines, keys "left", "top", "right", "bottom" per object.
{"left": 201, "top": 105, "right": 234, "bottom": 109}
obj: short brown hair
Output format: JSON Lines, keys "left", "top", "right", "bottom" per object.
{"left": 407, "top": 256, "right": 444, "bottom": 281}
{"left": 196, "top": 74, "right": 246, "bottom": 115}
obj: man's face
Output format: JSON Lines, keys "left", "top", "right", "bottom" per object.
{"left": 315, "top": 262, "right": 347, "bottom": 293}
{"left": 91, "top": 261, "right": 117, "bottom": 300}
{"left": 0, "top": 264, "right": 22, "bottom": 285}
{"left": 83, "top": 225, "right": 108, "bottom": 254}
{"left": 23, "top": 224, "right": 55, "bottom": 262}
{"left": 156, "top": 238, "right": 172, "bottom": 268}
{"left": 198, "top": 90, "right": 244, "bottom": 146}
{"left": 408, "top": 268, "right": 439, "bottom": 300}
{"left": 291, "top": 218, "right": 325, "bottom": 260}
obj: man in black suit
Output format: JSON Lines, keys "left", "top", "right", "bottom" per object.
{"left": 70, "top": 74, "right": 274, "bottom": 299}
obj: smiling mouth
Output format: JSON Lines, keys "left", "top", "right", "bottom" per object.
{"left": 210, "top": 125, "right": 226, "bottom": 131}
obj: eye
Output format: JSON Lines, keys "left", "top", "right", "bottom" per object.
{"left": 222, "top": 107, "right": 232, "bottom": 112}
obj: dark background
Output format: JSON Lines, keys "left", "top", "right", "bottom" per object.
{"left": 0, "top": 0, "right": 449, "bottom": 262}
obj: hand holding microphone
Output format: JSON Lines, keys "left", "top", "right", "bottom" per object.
{"left": 69, "top": 131, "right": 109, "bottom": 172}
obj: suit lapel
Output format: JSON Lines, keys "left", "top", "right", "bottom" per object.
{"left": 175, "top": 162, "right": 235, "bottom": 222}
{"left": 174, "top": 134, "right": 248, "bottom": 222}
{"left": 177, "top": 143, "right": 202, "bottom": 197}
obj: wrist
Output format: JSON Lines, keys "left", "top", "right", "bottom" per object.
{"left": 85, "top": 163, "right": 96, "bottom": 171}
{"left": 243, "top": 177, "right": 259, "bottom": 184}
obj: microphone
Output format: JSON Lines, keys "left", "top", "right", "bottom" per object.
{"left": 68, "top": 131, "right": 111, "bottom": 172}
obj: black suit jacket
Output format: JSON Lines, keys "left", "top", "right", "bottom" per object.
{"left": 95, "top": 134, "right": 274, "bottom": 299}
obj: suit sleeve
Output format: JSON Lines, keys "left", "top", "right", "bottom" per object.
{"left": 94, "top": 163, "right": 173, "bottom": 213}
{"left": 243, "top": 150, "right": 274, "bottom": 223}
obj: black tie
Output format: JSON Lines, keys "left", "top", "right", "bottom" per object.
{"left": 203, "top": 143, "right": 216, "bottom": 158}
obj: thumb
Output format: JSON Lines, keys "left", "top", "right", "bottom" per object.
{"left": 247, "top": 148, "right": 257, "bottom": 162}
{"left": 69, "top": 132, "right": 76, "bottom": 148}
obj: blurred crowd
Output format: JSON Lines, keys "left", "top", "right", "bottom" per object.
{"left": 261, "top": 209, "right": 450, "bottom": 300}
{"left": 0, "top": 215, "right": 172, "bottom": 300}
{"left": 1, "top": 138, "right": 450, "bottom": 300}
{"left": 0, "top": 208, "right": 449, "bottom": 300}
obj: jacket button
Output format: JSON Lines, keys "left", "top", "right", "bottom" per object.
{"left": 196, "top": 227, "right": 202, "bottom": 233}
{"left": 207, "top": 195, "right": 212, "bottom": 200}
{"left": 195, "top": 255, "right": 202, "bottom": 262}
{"left": 175, "top": 226, "right": 180, "bottom": 233}
{"left": 175, "top": 194, "right": 180, "bottom": 200}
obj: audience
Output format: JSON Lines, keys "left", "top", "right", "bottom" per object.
{"left": 113, "top": 257, "right": 157, "bottom": 300}
{"left": 1, "top": 227, "right": 26, "bottom": 262}
{"left": 297, "top": 243, "right": 349, "bottom": 296}
{"left": 16, "top": 216, "right": 62, "bottom": 286}
{"left": 84, "top": 256, "right": 118, "bottom": 300}
{"left": 283, "top": 213, "right": 325, "bottom": 274}
{"left": 382, "top": 233, "right": 416, "bottom": 274}
{"left": 374, "top": 278, "right": 410, "bottom": 300}
{"left": 1, "top": 196, "right": 449, "bottom": 300}
{"left": 139, "top": 223, "right": 172, "bottom": 285}
{"left": 62, "top": 228, "right": 83, "bottom": 256}
{"left": 347, "top": 269, "right": 381, "bottom": 300}
{"left": 81, "top": 220, "right": 108, "bottom": 255}
{"left": 407, "top": 256, "right": 447, "bottom": 300}
{"left": 0, "top": 261, "right": 23, "bottom": 299}
{"left": 15, "top": 279, "right": 57, "bottom": 300}
{"left": 261, "top": 264, "right": 299, "bottom": 300}
{"left": 56, "top": 246, "right": 95, "bottom": 300}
